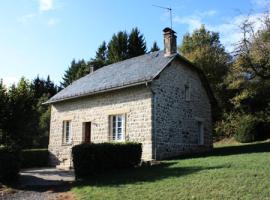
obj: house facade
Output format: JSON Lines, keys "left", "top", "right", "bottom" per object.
{"left": 46, "top": 28, "right": 214, "bottom": 168}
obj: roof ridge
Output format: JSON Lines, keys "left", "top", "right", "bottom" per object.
{"left": 69, "top": 51, "right": 163, "bottom": 86}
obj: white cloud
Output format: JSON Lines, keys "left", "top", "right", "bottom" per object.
{"left": 209, "top": 13, "right": 264, "bottom": 52}
{"left": 2, "top": 77, "right": 18, "bottom": 87}
{"left": 174, "top": 16, "right": 202, "bottom": 32}
{"left": 173, "top": 10, "right": 217, "bottom": 32}
{"left": 39, "top": 0, "right": 53, "bottom": 11}
{"left": 173, "top": 11, "right": 265, "bottom": 52}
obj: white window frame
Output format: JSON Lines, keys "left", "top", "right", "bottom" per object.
{"left": 196, "top": 119, "right": 204, "bottom": 145}
{"left": 185, "top": 83, "right": 191, "bottom": 101}
{"left": 63, "top": 120, "right": 72, "bottom": 144}
{"left": 110, "top": 114, "right": 125, "bottom": 142}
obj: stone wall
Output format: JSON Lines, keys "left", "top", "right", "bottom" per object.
{"left": 48, "top": 85, "right": 153, "bottom": 167}
{"left": 151, "top": 59, "right": 212, "bottom": 159}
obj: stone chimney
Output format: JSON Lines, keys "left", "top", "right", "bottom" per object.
{"left": 163, "top": 27, "right": 177, "bottom": 57}
{"left": 89, "top": 66, "right": 94, "bottom": 73}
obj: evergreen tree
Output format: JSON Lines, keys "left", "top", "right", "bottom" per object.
{"left": 61, "top": 59, "right": 89, "bottom": 88}
{"left": 32, "top": 76, "right": 57, "bottom": 99}
{"left": 0, "top": 79, "right": 8, "bottom": 145}
{"left": 150, "top": 41, "right": 160, "bottom": 52}
{"left": 89, "top": 41, "right": 108, "bottom": 70}
{"left": 31, "top": 75, "right": 57, "bottom": 147}
{"left": 107, "top": 31, "right": 128, "bottom": 63}
{"left": 127, "top": 27, "right": 146, "bottom": 58}
{"left": 5, "top": 78, "right": 39, "bottom": 148}
{"left": 95, "top": 41, "right": 107, "bottom": 62}
{"left": 45, "top": 76, "right": 58, "bottom": 97}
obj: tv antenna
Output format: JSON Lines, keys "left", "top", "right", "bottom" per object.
{"left": 152, "top": 4, "right": 173, "bottom": 30}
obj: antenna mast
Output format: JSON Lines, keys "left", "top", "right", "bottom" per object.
{"left": 152, "top": 4, "right": 173, "bottom": 29}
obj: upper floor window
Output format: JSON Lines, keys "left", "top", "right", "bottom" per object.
{"left": 63, "top": 120, "right": 72, "bottom": 144}
{"left": 185, "top": 83, "right": 191, "bottom": 101}
{"left": 110, "top": 114, "right": 125, "bottom": 141}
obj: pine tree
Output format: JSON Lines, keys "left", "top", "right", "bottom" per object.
{"left": 127, "top": 27, "right": 146, "bottom": 58}
{"left": 61, "top": 59, "right": 89, "bottom": 88}
{"left": 150, "top": 41, "right": 160, "bottom": 52}
{"left": 95, "top": 41, "right": 107, "bottom": 62}
{"left": 6, "top": 78, "right": 39, "bottom": 148}
{"left": 89, "top": 41, "right": 108, "bottom": 70}
{"left": 0, "top": 79, "right": 8, "bottom": 145}
{"left": 107, "top": 31, "right": 128, "bottom": 63}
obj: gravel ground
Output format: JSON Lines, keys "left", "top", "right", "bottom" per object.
{"left": 0, "top": 168, "right": 75, "bottom": 200}
{"left": 0, "top": 189, "right": 59, "bottom": 200}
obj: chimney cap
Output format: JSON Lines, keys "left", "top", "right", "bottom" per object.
{"left": 163, "top": 27, "right": 176, "bottom": 33}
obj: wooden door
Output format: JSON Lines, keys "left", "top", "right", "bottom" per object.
{"left": 84, "top": 122, "right": 91, "bottom": 143}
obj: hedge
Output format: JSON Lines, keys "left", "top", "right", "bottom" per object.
{"left": 0, "top": 147, "right": 20, "bottom": 183}
{"left": 72, "top": 142, "right": 142, "bottom": 178}
{"left": 21, "top": 149, "right": 49, "bottom": 168}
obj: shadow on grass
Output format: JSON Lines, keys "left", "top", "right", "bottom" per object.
{"left": 213, "top": 141, "right": 270, "bottom": 155}
{"left": 74, "top": 162, "right": 229, "bottom": 188}
{"left": 174, "top": 141, "right": 270, "bottom": 160}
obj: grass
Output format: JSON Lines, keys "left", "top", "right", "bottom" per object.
{"left": 72, "top": 141, "right": 270, "bottom": 200}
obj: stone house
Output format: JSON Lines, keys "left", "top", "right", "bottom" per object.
{"left": 46, "top": 28, "right": 215, "bottom": 168}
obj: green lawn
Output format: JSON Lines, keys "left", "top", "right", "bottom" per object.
{"left": 72, "top": 141, "right": 270, "bottom": 200}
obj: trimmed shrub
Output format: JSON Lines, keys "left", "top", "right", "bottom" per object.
{"left": 234, "top": 115, "right": 259, "bottom": 143}
{"left": 72, "top": 142, "right": 142, "bottom": 178}
{"left": 21, "top": 149, "right": 49, "bottom": 168}
{"left": 256, "top": 121, "right": 270, "bottom": 141}
{"left": 0, "top": 147, "right": 20, "bottom": 183}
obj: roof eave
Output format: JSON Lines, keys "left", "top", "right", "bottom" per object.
{"left": 43, "top": 80, "right": 151, "bottom": 105}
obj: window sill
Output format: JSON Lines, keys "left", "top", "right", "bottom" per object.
{"left": 61, "top": 143, "right": 73, "bottom": 146}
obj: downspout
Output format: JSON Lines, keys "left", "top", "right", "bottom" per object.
{"left": 145, "top": 82, "right": 157, "bottom": 160}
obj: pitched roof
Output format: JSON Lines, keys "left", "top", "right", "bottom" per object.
{"left": 46, "top": 51, "right": 216, "bottom": 105}
{"left": 46, "top": 51, "right": 176, "bottom": 104}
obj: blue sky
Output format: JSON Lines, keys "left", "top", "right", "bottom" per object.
{"left": 0, "top": 0, "right": 269, "bottom": 86}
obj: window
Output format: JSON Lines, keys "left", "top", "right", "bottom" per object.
{"left": 63, "top": 120, "right": 72, "bottom": 144}
{"left": 185, "top": 83, "right": 190, "bottom": 101}
{"left": 110, "top": 114, "right": 125, "bottom": 141}
{"left": 197, "top": 121, "right": 204, "bottom": 145}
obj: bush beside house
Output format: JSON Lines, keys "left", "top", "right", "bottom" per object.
{"left": 72, "top": 142, "right": 142, "bottom": 179}
{"left": 0, "top": 147, "right": 20, "bottom": 183}
{"left": 21, "top": 149, "right": 49, "bottom": 168}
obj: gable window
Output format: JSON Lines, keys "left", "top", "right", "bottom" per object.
{"left": 197, "top": 120, "right": 204, "bottom": 145}
{"left": 63, "top": 120, "right": 72, "bottom": 144}
{"left": 185, "top": 83, "right": 190, "bottom": 101}
{"left": 110, "top": 114, "right": 125, "bottom": 141}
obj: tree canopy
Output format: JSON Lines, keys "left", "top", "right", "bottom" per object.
{"left": 61, "top": 59, "right": 89, "bottom": 88}
{"left": 127, "top": 27, "right": 147, "bottom": 58}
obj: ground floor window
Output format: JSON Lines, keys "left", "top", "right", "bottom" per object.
{"left": 110, "top": 114, "right": 125, "bottom": 141}
{"left": 63, "top": 120, "right": 72, "bottom": 144}
{"left": 197, "top": 120, "right": 204, "bottom": 145}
